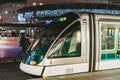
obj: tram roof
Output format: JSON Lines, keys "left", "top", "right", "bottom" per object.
{"left": 18, "top": 3, "right": 120, "bottom": 13}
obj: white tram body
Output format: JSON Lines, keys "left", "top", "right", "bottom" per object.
{"left": 20, "top": 12, "right": 120, "bottom": 77}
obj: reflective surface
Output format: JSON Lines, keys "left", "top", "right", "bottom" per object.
{"left": 101, "top": 24, "right": 120, "bottom": 60}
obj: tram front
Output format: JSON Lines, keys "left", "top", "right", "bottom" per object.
{"left": 20, "top": 13, "right": 89, "bottom": 76}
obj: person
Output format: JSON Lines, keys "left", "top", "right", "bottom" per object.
{"left": 25, "top": 34, "right": 30, "bottom": 50}
{"left": 19, "top": 33, "right": 30, "bottom": 55}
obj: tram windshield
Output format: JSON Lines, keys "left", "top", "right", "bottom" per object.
{"left": 22, "top": 12, "right": 79, "bottom": 65}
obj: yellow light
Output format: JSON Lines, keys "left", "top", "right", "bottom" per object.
{"left": 58, "top": 17, "right": 67, "bottom": 22}
{"left": 30, "top": 61, "right": 36, "bottom": 65}
{"left": 63, "top": 17, "right": 67, "bottom": 21}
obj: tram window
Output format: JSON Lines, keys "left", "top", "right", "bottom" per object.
{"left": 107, "top": 28, "right": 114, "bottom": 37}
{"left": 101, "top": 27, "right": 115, "bottom": 50}
{"left": 118, "top": 29, "right": 120, "bottom": 49}
{"left": 48, "top": 21, "right": 81, "bottom": 58}
{"left": 101, "top": 24, "right": 120, "bottom": 61}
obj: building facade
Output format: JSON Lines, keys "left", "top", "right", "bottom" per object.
{"left": 107, "top": 0, "right": 120, "bottom": 5}
{"left": 0, "top": 2, "right": 25, "bottom": 23}
{"left": 26, "top": 0, "right": 102, "bottom": 7}
{"left": 0, "top": 2, "right": 26, "bottom": 37}
{"left": 26, "top": 0, "right": 120, "bottom": 7}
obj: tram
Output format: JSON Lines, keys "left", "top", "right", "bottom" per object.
{"left": 20, "top": 12, "right": 120, "bottom": 77}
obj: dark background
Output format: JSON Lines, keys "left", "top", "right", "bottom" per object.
{"left": 0, "top": 0, "right": 26, "bottom": 5}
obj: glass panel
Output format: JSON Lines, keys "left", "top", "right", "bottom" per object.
{"left": 118, "top": 29, "right": 120, "bottom": 49}
{"left": 23, "top": 36, "right": 55, "bottom": 64}
{"left": 48, "top": 21, "right": 81, "bottom": 58}
{"left": 101, "top": 27, "right": 115, "bottom": 50}
{"left": 22, "top": 12, "right": 80, "bottom": 65}
{"left": 22, "top": 21, "right": 68, "bottom": 64}
{"left": 101, "top": 24, "right": 120, "bottom": 61}
{"left": 107, "top": 28, "right": 115, "bottom": 49}
{"left": 116, "top": 29, "right": 120, "bottom": 59}
{"left": 101, "top": 25, "right": 115, "bottom": 60}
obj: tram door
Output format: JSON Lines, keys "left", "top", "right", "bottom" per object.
{"left": 96, "top": 21, "right": 120, "bottom": 70}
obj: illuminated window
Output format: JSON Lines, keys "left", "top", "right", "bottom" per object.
{"left": 32, "top": 2, "right": 36, "bottom": 6}
{"left": 5, "top": 11, "right": 8, "bottom": 14}
{"left": 39, "top": 3, "right": 43, "bottom": 6}
{"left": 13, "top": 16, "right": 15, "bottom": 19}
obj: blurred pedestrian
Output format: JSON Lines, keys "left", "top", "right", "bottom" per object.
{"left": 19, "top": 33, "right": 26, "bottom": 52}
{"left": 25, "top": 34, "right": 30, "bottom": 50}
{"left": 19, "top": 33, "right": 30, "bottom": 56}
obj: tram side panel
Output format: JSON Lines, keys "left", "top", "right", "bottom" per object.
{"left": 44, "top": 13, "right": 120, "bottom": 76}
{"left": 95, "top": 14, "right": 120, "bottom": 70}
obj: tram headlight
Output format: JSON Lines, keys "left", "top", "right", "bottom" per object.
{"left": 30, "top": 61, "right": 37, "bottom": 65}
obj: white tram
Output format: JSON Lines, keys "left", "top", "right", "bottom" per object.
{"left": 20, "top": 12, "right": 120, "bottom": 77}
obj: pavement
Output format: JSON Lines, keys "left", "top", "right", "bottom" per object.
{"left": 28, "top": 69, "right": 120, "bottom": 80}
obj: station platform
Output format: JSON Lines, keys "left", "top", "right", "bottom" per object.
{"left": 28, "top": 69, "right": 120, "bottom": 80}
